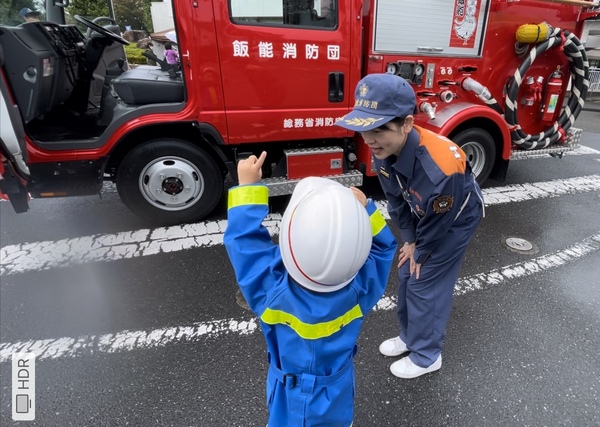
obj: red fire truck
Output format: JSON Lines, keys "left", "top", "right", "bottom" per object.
{"left": 1, "top": 0, "right": 598, "bottom": 224}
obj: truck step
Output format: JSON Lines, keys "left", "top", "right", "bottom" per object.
{"left": 261, "top": 170, "right": 363, "bottom": 197}
{"left": 510, "top": 127, "right": 582, "bottom": 160}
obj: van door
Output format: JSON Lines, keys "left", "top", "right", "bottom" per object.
{"left": 214, "top": 0, "right": 357, "bottom": 144}
{"left": 1, "top": 48, "right": 31, "bottom": 213}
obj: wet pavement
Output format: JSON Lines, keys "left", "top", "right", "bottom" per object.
{"left": 1, "top": 112, "right": 599, "bottom": 426}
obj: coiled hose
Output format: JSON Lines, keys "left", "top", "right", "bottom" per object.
{"left": 504, "top": 23, "right": 590, "bottom": 149}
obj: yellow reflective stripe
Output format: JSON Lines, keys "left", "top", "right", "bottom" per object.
{"left": 370, "top": 209, "right": 386, "bottom": 236}
{"left": 228, "top": 185, "right": 268, "bottom": 209}
{"left": 260, "top": 305, "right": 364, "bottom": 340}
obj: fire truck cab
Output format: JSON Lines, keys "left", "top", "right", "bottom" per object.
{"left": 1, "top": 0, "right": 598, "bottom": 224}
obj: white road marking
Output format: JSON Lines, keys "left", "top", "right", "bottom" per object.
{"left": 1, "top": 233, "right": 598, "bottom": 363}
{"left": 1, "top": 144, "right": 598, "bottom": 204}
{"left": 2, "top": 175, "right": 600, "bottom": 276}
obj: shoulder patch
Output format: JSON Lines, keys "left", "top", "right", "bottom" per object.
{"left": 433, "top": 195, "right": 453, "bottom": 214}
{"left": 416, "top": 127, "right": 466, "bottom": 179}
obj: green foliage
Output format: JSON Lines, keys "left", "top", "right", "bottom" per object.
{"left": 1, "top": 0, "right": 41, "bottom": 26}
{"left": 114, "top": 0, "right": 154, "bottom": 33}
{"left": 67, "top": 0, "right": 110, "bottom": 20}
{"left": 65, "top": 0, "right": 154, "bottom": 33}
{"left": 124, "top": 44, "right": 147, "bottom": 65}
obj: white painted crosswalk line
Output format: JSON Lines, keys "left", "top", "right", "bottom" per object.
{"left": 1, "top": 232, "right": 598, "bottom": 363}
{"left": 2, "top": 175, "right": 600, "bottom": 276}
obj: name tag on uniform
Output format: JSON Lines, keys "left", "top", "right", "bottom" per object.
{"left": 379, "top": 166, "right": 390, "bottom": 179}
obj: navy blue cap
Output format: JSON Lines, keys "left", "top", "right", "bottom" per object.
{"left": 20, "top": 7, "right": 38, "bottom": 17}
{"left": 336, "top": 74, "right": 417, "bottom": 132}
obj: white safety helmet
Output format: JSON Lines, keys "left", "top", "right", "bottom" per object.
{"left": 279, "top": 177, "right": 372, "bottom": 293}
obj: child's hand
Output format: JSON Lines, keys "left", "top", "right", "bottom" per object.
{"left": 350, "top": 186, "right": 367, "bottom": 207}
{"left": 237, "top": 151, "right": 267, "bottom": 185}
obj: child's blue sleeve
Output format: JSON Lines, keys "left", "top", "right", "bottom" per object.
{"left": 353, "top": 200, "right": 398, "bottom": 313}
{"left": 223, "top": 185, "right": 284, "bottom": 314}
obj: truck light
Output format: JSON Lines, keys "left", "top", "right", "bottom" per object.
{"left": 347, "top": 152, "right": 357, "bottom": 168}
{"left": 39, "top": 192, "right": 68, "bottom": 197}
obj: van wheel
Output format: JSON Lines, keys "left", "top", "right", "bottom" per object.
{"left": 116, "top": 139, "right": 223, "bottom": 224}
{"left": 452, "top": 128, "right": 496, "bottom": 184}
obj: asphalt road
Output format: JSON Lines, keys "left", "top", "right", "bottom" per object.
{"left": 1, "top": 111, "right": 599, "bottom": 426}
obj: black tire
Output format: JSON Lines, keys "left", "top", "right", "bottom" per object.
{"left": 452, "top": 128, "right": 496, "bottom": 185}
{"left": 116, "top": 139, "right": 223, "bottom": 225}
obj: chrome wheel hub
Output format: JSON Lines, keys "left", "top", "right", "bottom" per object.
{"left": 139, "top": 156, "right": 204, "bottom": 211}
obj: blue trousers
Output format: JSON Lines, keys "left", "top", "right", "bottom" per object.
{"left": 397, "top": 200, "right": 482, "bottom": 367}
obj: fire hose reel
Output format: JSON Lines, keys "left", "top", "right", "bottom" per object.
{"left": 503, "top": 21, "right": 590, "bottom": 149}
{"left": 462, "top": 19, "right": 589, "bottom": 151}
{"left": 495, "top": 22, "right": 589, "bottom": 149}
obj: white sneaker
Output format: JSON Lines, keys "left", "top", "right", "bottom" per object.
{"left": 390, "top": 355, "right": 442, "bottom": 379}
{"left": 379, "top": 336, "right": 409, "bottom": 357}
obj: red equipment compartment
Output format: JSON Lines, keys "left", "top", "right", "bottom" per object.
{"left": 285, "top": 148, "right": 344, "bottom": 180}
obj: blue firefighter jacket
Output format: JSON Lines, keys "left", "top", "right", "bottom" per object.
{"left": 224, "top": 184, "right": 397, "bottom": 427}
{"left": 374, "top": 125, "right": 484, "bottom": 264}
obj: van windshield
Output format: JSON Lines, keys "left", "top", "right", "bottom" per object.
{"left": 0, "top": 2, "right": 109, "bottom": 31}
{"left": 1, "top": 3, "right": 47, "bottom": 26}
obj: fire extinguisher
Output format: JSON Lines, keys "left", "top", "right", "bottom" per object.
{"left": 540, "top": 69, "right": 563, "bottom": 123}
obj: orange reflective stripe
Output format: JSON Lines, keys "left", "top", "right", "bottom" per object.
{"left": 416, "top": 126, "right": 466, "bottom": 176}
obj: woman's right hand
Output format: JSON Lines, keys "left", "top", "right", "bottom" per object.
{"left": 398, "top": 242, "right": 421, "bottom": 279}
{"left": 398, "top": 242, "right": 415, "bottom": 268}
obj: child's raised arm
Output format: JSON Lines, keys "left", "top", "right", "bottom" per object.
{"left": 224, "top": 152, "right": 282, "bottom": 314}
{"left": 353, "top": 199, "right": 398, "bottom": 312}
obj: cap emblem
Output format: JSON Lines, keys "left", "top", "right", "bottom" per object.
{"left": 358, "top": 83, "right": 369, "bottom": 97}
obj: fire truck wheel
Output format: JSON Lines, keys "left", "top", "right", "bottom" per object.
{"left": 452, "top": 128, "right": 496, "bottom": 184}
{"left": 116, "top": 140, "right": 223, "bottom": 224}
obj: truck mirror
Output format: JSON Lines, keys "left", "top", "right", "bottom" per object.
{"left": 53, "top": 0, "right": 70, "bottom": 7}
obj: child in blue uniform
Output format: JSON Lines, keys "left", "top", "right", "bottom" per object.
{"left": 336, "top": 73, "right": 485, "bottom": 379}
{"left": 224, "top": 152, "right": 397, "bottom": 426}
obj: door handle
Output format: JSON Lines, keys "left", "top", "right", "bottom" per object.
{"left": 328, "top": 72, "right": 344, "bottom": 103}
